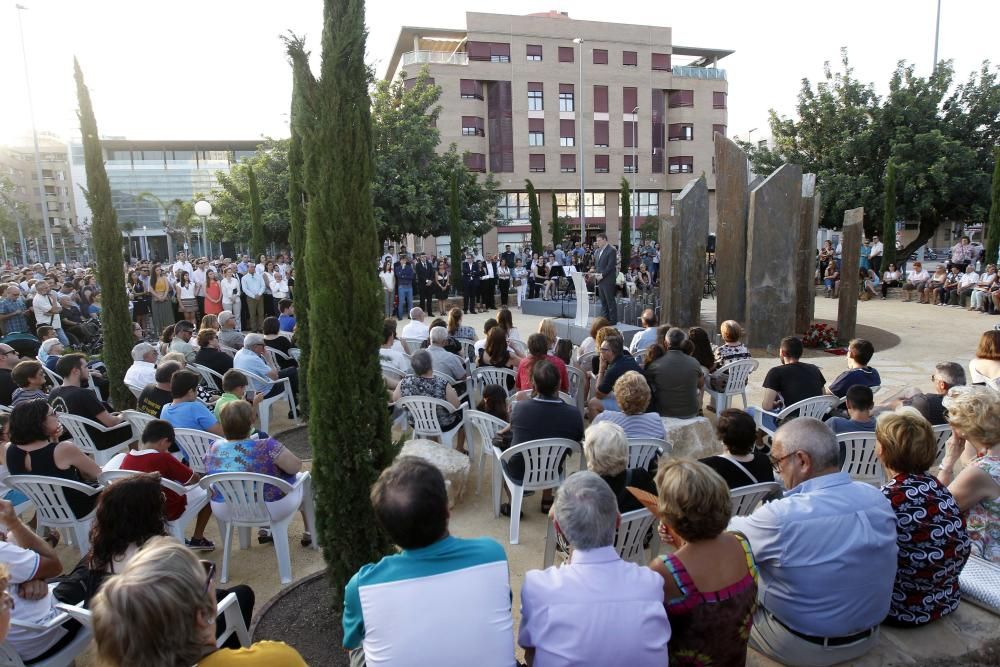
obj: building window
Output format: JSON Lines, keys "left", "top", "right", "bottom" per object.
{"left": 468, "top": 41, "right": 511, "bottom": 62}
{"left": 559, "top": 91, "right": 574, "bottom": 112}
{"left": 713, "top": 124, "right": 727, "bottom": 137}
{"left": 624, "top": 121, "right": 637, "bottom": 148}
{"left": 558, "top": 46, "right": 575, "bottom": 63}
{"left": 464, "top": 153, "right": 487, "bottom": 173}
{"left": 594, "top": 155, "right": 609, "bottom": 173}
{"left": 593, "top": 49, "right": 608, "bottom": 65}
{"left": 528, "top": 90, "right": 543, "bottom": 111}
{"left": 713, "top": 91, "right": 727, "bottom": 109}
{"left": 668, "top": 90, "right": 694, "bottom": 108}
{"left": 668, "top": 123, "right": 694, "bottom": 141}
{"left": 460, "top": 79, "right": 484, "bottom": 100}
{"left": 623, "top": 50, "right": 638, "bottom": 66}
{"left": 560, "top": 119, "right": 575, "bottom": 147}
{"left": 630, "top": 191, "right": 659, "bottom": 217}
{"left": 462, "top": 116, "right": 485, "bottom": 137}
{"left": 651, "top": 53, "right": 671, "bottom": 71}
{"left": 623, "top": 87, "right": 638, "bottom": 114}
{"left": 624, "top": 155, "right": 638, "bottom": 174}
{"left": 668, "top": 156, "right": 694, "bottom": 174}
{"left": 560, "top": 154, "right": 576, "bottom": 173}
{"left": 526, "top": 44, "right": 542, "bottom": 61}
{"left": 528, "top": 131, "right": 544, "bottom": 146}
{"left": 593, "top": 85, "right": 608, "bottom": 113}
{"left": 528, "top": 118, "right": 544, "bottom": 146}
{"left": 529, "top": 154, "right": 545, "bottom": 173}
{"left": 498, "top": 192, "right": 531, "bottom": 221}
{"left": 491, "top": 53, "right": 511, "bottom": 63}
{"left": 593, "top": 120, "right": 609, "bottom": 147}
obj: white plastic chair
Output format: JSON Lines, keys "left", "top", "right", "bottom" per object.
{"left": 99, "top": 468, "right": 208, "bottom": 541}
{"left": 189, "top": 362, "right": 225, "bottom": 393}
{"left": 566, "top": 366, "right": 585, "bottom": 412}
{"left": 836, "top": 384, "right": 882, "bottom": 408}
{"left": 463, "top": 409, "right": 508, "bottom": 495}
{"left": 380, "top": 362, "right": 406, "bottom": 386}
{"left": 3, "top": 611, "right": 92, "bottom": 667}
{"left": 40, "top": 366, "right": 101, "bottom": 401}
{"left": 543, "top": 508, "right": 657, "bottom": 568}
{"left": 730, "top": 481, "right": 782, "bottom": 516}
{"left": 492, "top": 437, "right": 583, "bottom": 544}
{"left": 200, "top": 471, "right": 317, "bottom": 585}
{"left": 125, "top": 382, "right": 145, "bottom": 399}
{"left": 399, "top": 337, "right": 425, "bottom": 355}
{"left": 469, "top": 367, "right": 516, "bottom": 404}
{"left": 5, "top": 475, "right": 101, "bottom": 556}
{"left": 752, "top": 395, "right": 840, "bottom": 442}
{"left": 289, "top": 348, "right": 301, "bottom": 363}
{"left": 397, "top": 395, "right": 465, "bottom": 449}
{"left": 0, "top": 404, "right": 9, "bottom": 416}
{"left": 508, "top": 338, "right": 527, "bottom": 356}
{"left": 627, "top": 438, "right": 672, "bottom": 470}
{"left": 55, "top": 413, "right": 135, "bottom": 467}
{"left": 174, "top": 428, "right": 220, "bottom": 474}
{"left": 120, "top": 408, "right": 158, "bottom": 439}
{"left": 705, "top": 359, "right": 759, "bottom": 411}
{"left": 932, "top": 423, "right": 953, "bottom": 468}
{"left": 839, "top": 431, "right": 885, "bottom": 485}
{"left": 219, "top": 344, "right": 238, "bottom": 357}
{"left": 575, "top": 350, "right": 597, "bottom": 372}
{"left": 240, "top": 369, "right": 297, "bottom": 435}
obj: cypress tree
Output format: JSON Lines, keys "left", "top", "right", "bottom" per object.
{"left": 74, "top": 59, "right": 131, "bottom": 410}
{"left": 287, "top": 56, "right": 310, "bottom": 417}
{"left": 986, "top": 149, "right": 1000, "bottom": 266}
{"left": 291, "top": 0, "right": 394, "bottom": 602}
{"left": 449, "top": 170, "right": 462, "bottom": 279}
{"left": 526, "top": 179, "right": 542, "bottom": 254}
{"left": 248, "top": 165, "right": 265, "bottom": 257}
{"left": 881, "top": 161, "right": 897, "bottom": 271}
{"left": 619, "top": 178, "right": 632, "bottom": 273}
{"left": 550, "top": 192, "right": 564, "bottom": 248}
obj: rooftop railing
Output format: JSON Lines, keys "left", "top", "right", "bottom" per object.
{"left": 671, "top": 66, "right": 727, "bottom": 80}
{"left": 401, "top": 50, "right": 469, "bottom": 67}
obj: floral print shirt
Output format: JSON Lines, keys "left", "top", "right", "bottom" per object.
{"left": 204, "top": 437, "right": 297, "bottom": 502}
{"left": 966, "top": 456, "right": 1000, "bottom": 564}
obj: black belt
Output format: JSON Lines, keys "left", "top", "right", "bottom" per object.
{"left": 767, "top": 610, "right": 876, "bottom": 647}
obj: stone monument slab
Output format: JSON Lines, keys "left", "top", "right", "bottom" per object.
{"left": 838, "top": 207, "right": 864, "bottom": 342}
{"left": 659, "top": 175, "right": 708, "bottom": 326}
{"left": 795, "top": 175, "right": 821, "bottom": 334}
{"left": 714, "top": 134, "right": 750, "bottom": 326}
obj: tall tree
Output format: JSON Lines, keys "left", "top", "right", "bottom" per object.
{"left": 74, "top": 59, "right": 132, "bottom": 409}
{"left": 987, "top": 148, "right": 1000, "bottom": 265}
{"left": 287, "top": 0, "right": 395, "bottom": 603}
{"left": 549, "top": 193, "right": 566, "bottom": 248}
{"left": 881, "top": 161, "right": 897, "bottom": 270}
{"left": 212, "top": 139, "right": 289, "bottom": 248}
{"left": 448, "top": 170, "right": 462, "bottom": 280}
{"left": 619, "top": 178, "right": 631, "bottom": 273}
{"left": 526, "top": 179, "right": 542, "bottom": 254}
{"left": 248, "top": 165, "right": 265, "bottom": 257}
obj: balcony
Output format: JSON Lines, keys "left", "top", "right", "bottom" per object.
{"left": 671, "top": 66, "right": 727, "bottom": 81}
{"left": 401, "top": 50, "right": 469, "bottom": 67}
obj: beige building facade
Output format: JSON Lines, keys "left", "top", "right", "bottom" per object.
{"left": 384, "top": 10, "right": 731, "bottom": 256}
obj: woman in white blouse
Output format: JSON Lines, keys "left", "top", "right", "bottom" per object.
{"left": 379, "top": 258, "right": 395, "bottom": 318}
{"left": 497, "top": 259, "right": 512, "bottom": 307}
{"left": 270, "top": 269, "right": 289, "bottom": 301}
{"left": 220, "top": 267, "right": 242, "bottom": 330}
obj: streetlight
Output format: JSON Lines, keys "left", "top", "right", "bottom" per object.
{"left": 142, "top": 224, "right": 148, "bottom": 260}
{"left": 15, "top": 4, "right": 55, "bottom": 265}
{"left": 573, "top": 37, "right": 585, "bottom": 245}
{"left": 631, "top": 106, "right": 639, "bottom": 243}
{"left": 194, "top": 200, "right": 212, "bottom": 258}
{"left": 745, "top": 127, "right": 758, "bottom": 183}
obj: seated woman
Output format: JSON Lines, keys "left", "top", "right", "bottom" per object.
{"left": 583, "top": 421, "right": 656, "bottom": 513}
{"left": 938, "top": 386, "right": 1000, "bottom": 563}
{"left": 923, "top": 266, "right": 949, "bottom": 305}
{"left": 591, "top": 371, "right": 667, "bottom": 441}
{"left": 194, "top": 329, "right": 234, "bottom": 378}
{"left": 91, "top": 537, "right": 305, "bottom": 666}
{"left": 648, "top": 460, "right": 759, "bottom": 666}
{"left": 446, "top": 307, "right": 476, "bottom": 342}
{"left": 392, "top": 350, "right": 465, "bottom": 453}
{"left": 262, "top": 317, "right": 297, "bottom": 370}
{"left": 3, "top": 398, "right": 102, "bottom": 518}
{"left": 823, "top": 261, "right": 840, "bottom": 297}
{"left": 969, "top": 330, "right": 1000, "bottom": 386}
{"left": 477, "top": 327, "right": 519, "bottom": 391}
{"left": 687, "top": 327, "right": 716, "bottom": 373}
{"left": 205, "top": 400, "right": 311, "bottom": 546}
{"left": 861, "top": 267, "right": 880, "bottom": 298}
{"left": 537, "top": 318, "right": 559, "bottom": 355}
{"left": 876, "top": 407, "right": 971, "bottom": 626}
{"left": 576, "top": 317, "right": 610, "bottom": 366}
{"left": 700, "top": 408, "right": 775, "bottom": 489}
{"left": 880, "top": 262, "right": 902, "bottom": 299}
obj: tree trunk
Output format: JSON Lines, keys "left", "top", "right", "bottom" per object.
{"left": 898, "top": 214, "right": 940, "bottom": 263}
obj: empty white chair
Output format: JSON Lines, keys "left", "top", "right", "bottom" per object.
{"left": 125, "top": 382, "right": 145, "bottom": 400}
{"left": 543, "top": 508, "right": 657, "bottom": 568}
{"left": 627, "top": 438, "right": 672, "bottom": 470}
{"left": 200, "top": 471, "right": 317, "bottom": 585}
{"left": 705, "top": 359, "right": 759, "bottom": 412}
{"left": 6, "top": 475, "right": 101, "bottom": 557}
{"left": 54, "top": 413, "right": 134, "bottom": 467}
{"left": 399, "top": 337, "right": 425, "bottom": 355}
{"left": 397, "top": 395, "right": 465, "bottom": 449}
{"left": 99, "top": 469, "right": 209, "bottom": 542}
{"left": 565, "top": 366, "right": 585, "bottom": 412}
{"left": 730, "top": 481, "right": 782, "bottom": 517}
{"left": 468, "top": 367, "right": 516, "bottom": 404}
{"left": 839, "top": 431, "right": 885, "bottom": 485}
{"left": 932, "top": 423, "right": 953, "bottom": 468}
{"left": 174, "top": 428, "right": 220, "bottom": 475}
{"left": 492, "top": 437, "right": 582, "bottom": 544}
{"left": 240, "top": 370, "right": 297, "bottom": 435}
{"left": 463, "top": 409, "right": 508, "bottom": 494}
{"left": 751, "top": 395, "right": 840, "bottom": 443}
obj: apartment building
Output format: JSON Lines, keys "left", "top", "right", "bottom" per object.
{"left": 384, "top": 11, "right": 732, "bottom": 256}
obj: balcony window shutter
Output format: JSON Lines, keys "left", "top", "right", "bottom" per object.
{"left": 593, "top": 49, "right": 608, "bottom": 64}
{"left": 593, "top": 121, "right": 609, "bottom": 146}
{"left": 529, "top": 154, "right": 545, "bottom": 171}
{"left": 560, "top": 154, "right": 576, "bottom": 170}
{"left": 460, "top": 79, "right": 477, "bottom": 97}
{"left": 623, "top": 50, "right": 637, "bottom": 66}
{"left": 467, "top": 41, "right": 490, "bottom": 61}
{"left": 713, "top": 91, "right": 727, "bottom": 108}
{"left": 624, "top": 121, "right": 637, "bottom": 148}
{"left": 403, "top": 78, "right": 416, "bottom": 90}
{"left": 558, "top": 46, "right": 574, "bottom": 63}
{"left": 595, "top": 154, "right": 609, "bottom": 171}
{"left": 624, "top": 155, "right": 636, "bottom": 170}
{"left": 492, "top": 43, "right": 510, "bottom": 59}
{"left": 528, "top": 118, "right": 545, "bottom": 132}
{"left": 651, "top": 53, "right": 671, "bottom": 71}
{"left": 464, "top": 153, "right": 486, "bottom": 172}
{"left": 527, "top": 81, "right": 543, "bottom": 93}
{"left": 593, "top": 86, "right": 608, "bottom": 113}
{"left": 526, "top": 44, "right": 542, "bottom": 58}
{"left": 559, "top": 83, "right": 574, "bottom": 95}
{"left": 713, "top": 124, "right": 727, "bottom": 137}
{"left": 560, "top": 119, "right": 575, "bottom": 139}
{"left": 623, "top": 87, "right": 638, "bottom": 113}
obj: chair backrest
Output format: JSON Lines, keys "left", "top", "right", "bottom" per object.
{"left": 576, "top": 351, "right": 597, "bottom": 371}
{"left": 464, "top": 409, "right": 508, "bottom": 452}
{"left": 268, "top": 348, "right": 293, "bottom": 364}
{"left": 55, "top": 413, "right": 103, "bottom": 457}
{"left": 777, "top": 395, "right": 839, "bottom": 422}
{"left": 199, "top": 472, "right": 293, "bottom": 524}
{"left": 0, "top": 405, "right": 10, "bottom": 417}
{"left": 565, "top": 366, "right": 584, "bottom": 399}
{"left": 508, "top": 338, "right": 527, "bottom": 356}
{"left": 631, "top": 348, "right": 649, "bottom": 366}
{"left": 730, "top": 481, "right": 782, "bottom": 516}
{"left": 558, "top": 391, "right": 575, "bottom": 406}
{"left": 6, "top": 474, "right": 100, "bottom": 525}
{"left": 121, "top": 409, "right": 157, "bottom": 441}
{"left": 400, "top": 337, "right": 425, "bottom": 355}
{"left": 718, "top": 359, "right": 759, "bottom": 393}
{"left": 99, "top": 468, "right": 189, "bottom": 496}
{"left": 189, "top": 362, "right": 224, "bottom": 392}
{"left": 839, "top": 431, "right": 884, "bottom": 484}
{"left": 932, "top": 423, "right": 953, "bottom": 468}
{"left": 219, "top": 345, "right": 238, "bottom": 358}
{"left": 397, "top": 395, "right": 457, "bottom": 437}
{"left": 471, "top": 367, "right": 516, "bottom": 397}
{"left": 455, "top": 338, "right": 476, "bottom": 363}
{"left": 627, "top": 438, "right": 670, "bottom": 470}
{"left": 499, "top": 438, "right": 581, "bottom": 490}
{"left": 174, "top": 428, "right": 220, "bottom": 474}
{"left": 125, "top": 382, "right": 145, "bottom": 399}
{"left": 41, "top": 366, "right": 63, "bottom": 387}
{"left": 615, "top": 508, "right": 658, "bottom": 564}
{"left": 380, "top": 363, "right": 406, "bottom": 385}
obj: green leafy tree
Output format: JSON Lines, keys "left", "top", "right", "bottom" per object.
{"left": 639, "top": 215, "right": 660, "bottom": 244}
{"left": 74, "top": 59, "right": 132, "bottom": 409}
{"left": 285, "top": 0, "right": 395, "bottom": 604}
{"left": 881, "top": 161, "right": 897, "bottom": 270}
{"left": 449, "top": 171, "right": 462, "bottom": 279}
{"left": 526, "top": 179, "right": 542, "bottom": 254}
{"left": 212, "top": 139, "right": 289, "bottom": 248}
{"left": 0, "top": 176, "right": 36, "bottom": 262}
{"left": 248, "top": 165, "right": 266, "bottom": 257}
{"left": 987, "top": 148, "right": 1000, "bottom": 265}
{"left": 619, "top": 178, "right": 631, "bottom": 273}
{"left": 549, "top": 194, "right": 569, "bottom": 249}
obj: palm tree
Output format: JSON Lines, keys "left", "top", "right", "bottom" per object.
{"left": 136, "top": 192, "right": 188, "bottom": 256}
{"left": 120, "top": 220, "right": 137, "bottom": 260}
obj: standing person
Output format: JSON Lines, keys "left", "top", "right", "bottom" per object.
{"left": 461, "top": 254, "right": 478, "bottom": 315}
{"left": 433, "top": 260, "right": 451, "bottom": 317}
{"left": 240, "top": 264, "right": 265, "bottom": 332}
{"left": 269, "top": 269, "right": 289, "bottom": 311}
{"left": 481, "top": 254, "right": 496, "bottom": 310}
{"left": 0, "top": 284, "right": 29, "bottom": 336}
{"left": 497, "top": 258, "right": 511, "bottom": 307}
{"left": 31, "top": 281, "right": 68, "bottom": 346}
{"left": 593, "top": 233, "right": 618, "bottom": 324}
{"left": 395, "top": 254, "right": 415, "bottom": 320}
{"left": 948, "top": 235, "right": 975, "bottom": 272}
{"left": 513, "top": 258, "right": 528, "bottom": 308}
{"left": 379, "top": 258, "right": 395, "bottom": 318}
{"left": 869, "top": 235, "right": 883, "bottom": 275}
{"left": 191, "top": 258, "right": 207, "bottom": 322}
{"left": 176, "top": 272, "right": 197, "bottom": 324}
{"left": 219, "top": 267, "right": 242, "bottom": 331}
{"left": 150, "top": 265, "right": 174, "bottom": 337}
{"left": 415, "top": 252, "right": 434, "bottom": 313}
{"left": 203, "top": 270, "right": 223, "bottom": 317}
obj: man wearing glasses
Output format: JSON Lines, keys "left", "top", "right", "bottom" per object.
{"left": 729, "top": 418, "right": 897, "bottom": 666}
{"left": 0, "top": 345, "right": 20, "bottom": 405}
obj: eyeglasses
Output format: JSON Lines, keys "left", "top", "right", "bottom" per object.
{"left": 599, "top": 346, "right": 612, "bottom": 352}
{"left": 200, "top": 560, "right": 216, "bottom": 592}
{"left": 769, "top": 450, "right": 799, "bottom": 472}
{"left": 0, "top": 350, "right": 17, "bottom": 357}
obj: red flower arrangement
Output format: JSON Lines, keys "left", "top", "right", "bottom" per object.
{"left": 803, "top": 322, "right": 838, "bottom": 348}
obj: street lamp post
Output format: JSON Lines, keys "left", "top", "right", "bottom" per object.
{"left": 745, "top": 127, "right": 758, "bottom": 183}
{"left": 15, "top": 4, "right": 55, "bottom": 265}
{"left": 573, "top": 37, "right": 585, "bottom": 245}
{"left": 631, "top": 106, "right": 639, "bottom": 243}
{"left": 194, "top": 200, "right": 212, "bottom": 258}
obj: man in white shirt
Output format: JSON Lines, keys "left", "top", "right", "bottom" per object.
{"left": 31, "top": 281, "right": 68, "bottom": 346}
{"left": 171, "top": 252, "right": 193, "bottom": 279}
{"left": 240, "top": 264, "right": 265, "bottom": 332}
{"left": 901, "top": 261, "right": 930, "bottom": 302}
{"left": 868, "top": 235, "right": 884, "bottom": 275}
{"left": 519, "top": 472, "right": 669, "bottom": 666}
{"left": 124, "top": 342, "right": 158, "bottom": 388}
{"left": 629, "top": 309, "right": 659, "bottom": 354}
{"left": 220, "top": 267, "right": 242, "bottom": 330}
{"left": 956, "top": 265, "right": 981, "bottom": 307}
{"left": 379, "top": 319, "right": 411, "bottom": 378}
{"left": 191, "top": 258, "right": 207, "bottom": 319}
{"left": 400, "top": 307, "right": 430, "bottom": 341}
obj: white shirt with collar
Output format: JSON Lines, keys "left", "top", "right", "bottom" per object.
{"left": 191, "top": 268, "right": 207, "bottom": 296}
{"left": 959, "top": 271, "right": 980, "bottom": 289}
{"left": 400, "top": 319, "right": 430, "bottom": 340}
{"left": 172, "top": 260, "right": 193, "bottom": 277}
{"left": 124, "top": 360, "right": 157, "bottom": 388}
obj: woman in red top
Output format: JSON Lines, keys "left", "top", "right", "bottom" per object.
{"left": 514, "top": 333, "right": 569, "bottom": 393}
{"left": 204, "top": 270, "right": 223, "bottom": 316}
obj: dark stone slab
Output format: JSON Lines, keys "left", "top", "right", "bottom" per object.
{"left": 838, "top": 207, "right": 864, "bottom": 342}
{"left": 658, "top": 217, "right": 680, "bottom": 326}
{"left": 795, "top": 175, "right": 821, "bottom": 334}
{"left": 659, "top": 176, "right": 708, "bottom": 327}
{"left": 714, "top": 135, "right": 750, "bottom": 326}
{"left": 745, "top": 163, "right": 803, "bottom": 348}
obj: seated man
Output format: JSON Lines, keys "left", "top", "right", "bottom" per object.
{"left": 137, "top": 361, "right": 181, "bottom": 417}
{"left": 343, "top": 457, "right": 515, "bottom": 666}
{"left": 277, "top": 299, "right": 296, "bottom": 332}
{"left": 426, "top": 326, "right": 467, "bottom": 383}
{"left": 879, "top": 361, "right": 965, "bottom": 425}
{"left": 587, "top": 333, "right": 641, "bottom": 419}
{"left": 378, "top": 318, "right": 411, "bottom": 375}
{"left": 159, "top": 369, "right": 224, "bottom": 436}
{"left": 826, "top": 385, "right": 876, "bottom": 434}
{"left": 49, "top": 353, "right": 130, "bottom": 450}
{"left": 0, "top": 342, "right": 20, "bottom": 406}
{"left": 169, "top": 320, "right": 197, "bottom": 363}
{"left": 519, "top": 471, "right": 669, "bottom": 665}
{"left": 748, "top": 336, "right": 826, "bottom": 432}
{"left": 644, "top": 328, "right": 704, "bottom": 419}
{"left": 39, "top": 338, "right": 63, "bottom": 373}
{"left": 124, "top": 342, "right": 158, "bottom": 388}
{"left": 827, "top": 338, "right": 880, "bottom": 398}
{"left": 233, "top": 333, "right": 298, "bottom": 405}
{"left": 217, "top": 310, "right": 245, "bottom": 350}
{"left": 628, "top": 309, "right": 659, "bottom": 355}
{"left": 399, "top": 307, "right": 430, "bottom": 341}
{"left": 729, "top": 418, "right": 897, "bottom": 667}
{"left": 10, "top": 360, "right": 47, "bottom": 406}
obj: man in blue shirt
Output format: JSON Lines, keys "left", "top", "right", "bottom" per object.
{"left": 730, "top": 417, "right": 897, "bottom": 667}
{"left": 240, "top": 264, "right": 265, "bottom": 332}
{"left": 394, "top": 254, "right": 415, "bottom": 320}
{"left": 343, "top": 457, "right": 515, "bottom": 666}
{"left": 277, "top": 299, "right": 296, "bottom": 332}
{"left": 159, "top": 369, "right": 224, "bottom": 436}
{"left": 827, "top": 338, "right": 881, "bottom": 398}
{"left": 628, "top": 309, "right": 659, "bottom": 355}
{"left": 0, "top": 285, "right": 29, "bottom": 336}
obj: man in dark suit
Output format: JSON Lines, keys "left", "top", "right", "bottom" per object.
{"left": 415, "top": 252, "right": 434, "bottom": 312}
{"left": 593, "top": 232, "right": 618, "bottom": 324}
{"left": 500, "top": 245, "right": 517, "bottom": 272}
{"left": 461, "top": 255, "right": 479, "bottom": 314}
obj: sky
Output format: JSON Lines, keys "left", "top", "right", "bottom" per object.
{"left": 0, "top": 0, "right": 996, "bottom": 147}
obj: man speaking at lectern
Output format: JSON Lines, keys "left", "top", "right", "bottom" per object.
{"left": 593, "top": 233, "right": 618, "bottom": 324}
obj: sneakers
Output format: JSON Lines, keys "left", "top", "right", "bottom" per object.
{"left": 186, "top": 537, "right": 216, "bottom": 551}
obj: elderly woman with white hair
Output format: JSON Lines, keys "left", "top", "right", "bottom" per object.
{"left": 591, "top": 371, "right": 667, "bottom": 440}
{"left": 583, "top": 421, "right": 657, "bottom": 513}
{"left": 392, "top": 350, "right": 466, "bottom": 453}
